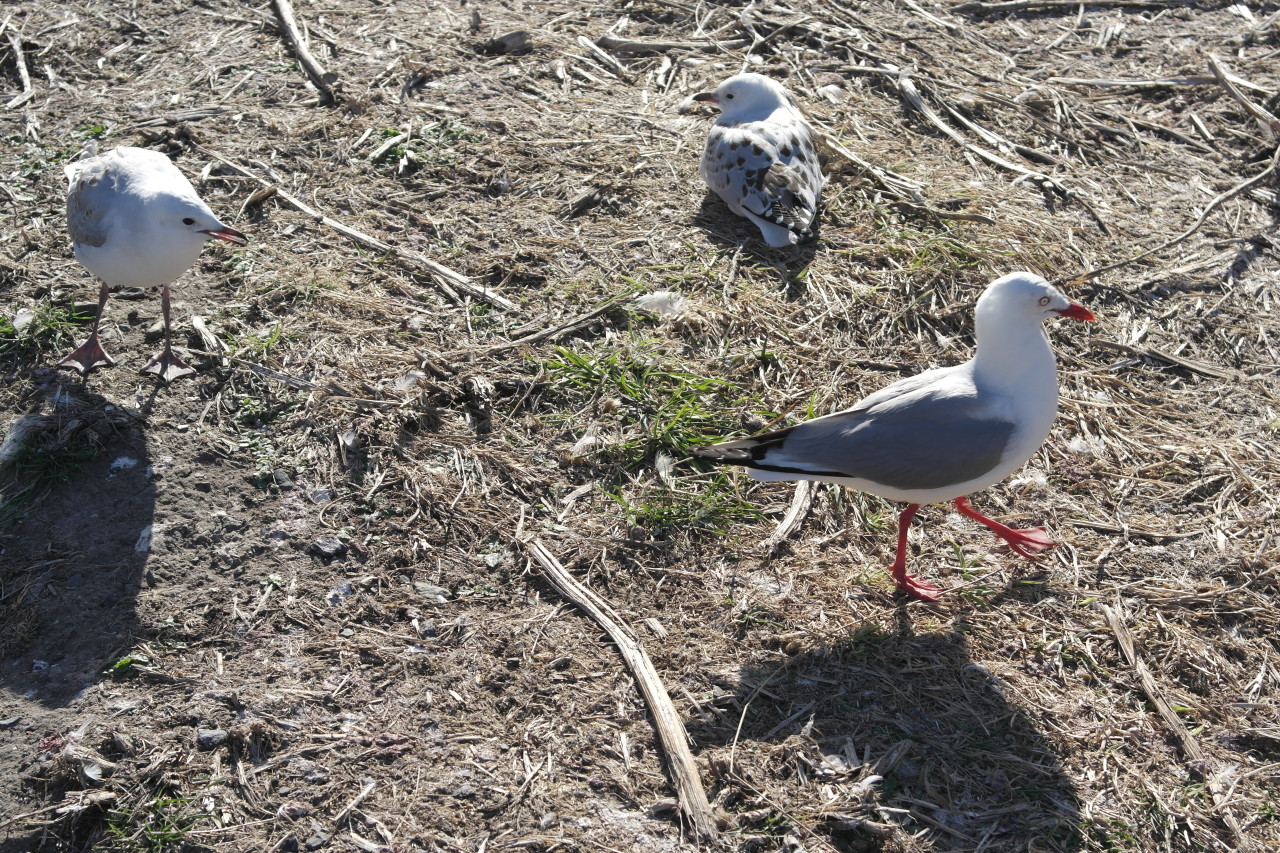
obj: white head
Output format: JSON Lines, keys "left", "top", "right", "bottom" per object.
{"left": 692, "top": 73, "right": 796, "bottom": 119}
{"left": 975, "top": 272, "right": 1095, "bottom": 332}
{"left": 150, "top": 191, "right": 248, "bottom": 251}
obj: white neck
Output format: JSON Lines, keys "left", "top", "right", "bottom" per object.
{"left": 971, "top": 316, "right": 1057, "bottom": 394}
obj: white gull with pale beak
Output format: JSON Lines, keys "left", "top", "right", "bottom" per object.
{"left": 61, "top": 145, "right": 248, "bottom": 382}
{"left": 693, "top": 73, "right": 823, "bottom": 247}
{"left": 694, "top": 272, "right": 1096, "bottom": 601}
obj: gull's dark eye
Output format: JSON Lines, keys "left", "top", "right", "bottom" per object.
{"left": 183, "top": 217, "right": 196, "bottom": 226}
{"left": 725, "top": 93, "right": 735, "bottom": 100}
{"left": 1038, "top": 296, "right": 1051, "bottom": 306}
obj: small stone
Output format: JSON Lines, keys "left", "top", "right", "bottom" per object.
{"left": 312, "top": 537, "right": 346, "bottom": 559}
{"left": 413, "top": 582, "right": 452, "bottom": 602}
{"left": 326, "top": 582, "right": 353, "bottom": 605}
{"left": 479, "top": 30, "right": 532, "bottom": 55}
{"left": 196, "top": 728, "right": 228, "bottom": 750}
{"left": 304, "top": 829, "right": 331, "bottom": 850}
{"left": 272, "top": 469, "right": 295, "bottom": 490}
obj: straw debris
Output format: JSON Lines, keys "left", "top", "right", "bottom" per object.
{"left": 1, "top": 1, "right": 1278, "bottom": 851}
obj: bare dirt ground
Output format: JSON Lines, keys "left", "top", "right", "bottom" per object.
{"left": 2, "top": 0, "right": 1279, "bottom": 851}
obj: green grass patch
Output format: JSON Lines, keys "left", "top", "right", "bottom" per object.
{"left": 223, "top": 320, "right": 297, "bottom": 362}
{"left": 373, "top": 120, "right": 486, "bottom": 170}
{"left": 535, "top": 338, "right": 770, "bottom": 534}
{"left": 5, "top": 443, "right": 98, "bottom": 486}
{"left": 98, "top": 794, "right": 205, "bottom": 852}
{"left": 535, "top": 340, "right": 760, "bottom": 463}
{"left": 602, "top": 467, "right": 762, "bottom": 535}
{"left": 0, "top": 303, "right": 94, "bottom": 362}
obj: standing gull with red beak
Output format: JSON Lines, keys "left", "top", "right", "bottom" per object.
{"left": 692, "top": 73, "right": 823, "bottom": 247}
{"left": 61, "top": 146, "right": 248, "bottom": 383}
{"left": 694, "top": 272, "right": 1096, "bottom": 601}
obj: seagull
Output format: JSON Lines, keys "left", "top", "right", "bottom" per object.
{"left": 61, "top": 145, "right": 248, "bottom": 383}
{"left": 693, "top": 272, "right": 1095, "bottom": 602}
{"left": 693, "top": 73, "right": 823, "bottom": 248}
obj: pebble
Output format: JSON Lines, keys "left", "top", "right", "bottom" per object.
{"left": 196, "top": 728, "right": 228, "bottom": 750}
{"left": 312, "top": 537, "right": 346, "bottom": 559}
{"left": 413, "top": 582, "right": 452, "bottom": 602}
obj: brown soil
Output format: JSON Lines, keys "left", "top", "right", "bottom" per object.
{"left": 2, "top": 1, "right": 1279, "bottom": 851}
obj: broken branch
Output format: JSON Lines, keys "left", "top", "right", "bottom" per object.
{"left": 522, "top": 539, "right": 717, "bottom": 840}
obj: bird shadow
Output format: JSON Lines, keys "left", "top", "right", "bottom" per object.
{"left": 693, "top": 193, "right": 819, "bottom": 299}
{"left": 689, "top": 612, "right": 1084, "bottom": 851}
{"left": 0, "top": 375, "right": 153, "bottom": 710}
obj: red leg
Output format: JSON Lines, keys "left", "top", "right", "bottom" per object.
{"left": 886, "top": 503, "right": 942, "bottom": 602}
{"left": 58, "top": 280, "right": 116, "bottom": 374}
{"left": 140, "top": 284, "right": 196, "bottom": 383}
{"left": 953, "top": 496, "right": 1057, "bottom": 559}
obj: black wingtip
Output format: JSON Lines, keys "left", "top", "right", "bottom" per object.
{"left": 690, "top": 445, "right": 749, "bottom": 464}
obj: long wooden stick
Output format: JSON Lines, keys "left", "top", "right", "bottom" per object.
{"left": 1207, "top": 54, "right": 1280, "bottom": 135}
{"left": 523, "top": 539, "right": 717, "bottom": 840}
{"left": 195, "top": 145, "right": 519, "bottom": 312}
{"left": 1071, "top": 144, "right": 1279, "bottom": 283}
{"left": 271, "top": 0, "right": 338, "bottom": 104}
{"left": 1103, "top": 605, "right": 1251, "bottom": 852}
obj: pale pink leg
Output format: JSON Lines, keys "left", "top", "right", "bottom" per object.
{"left": 140, "top": 284, "right": 195, "bottom": 383}
{"left": 58, "top": 280, "right": 116, "bottom": 374}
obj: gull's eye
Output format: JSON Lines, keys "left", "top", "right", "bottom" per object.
{"left": 183, "top": 217, "right": 196, "bottom": 226}
{"left": 725, "top": 93, "right": 735, "bottom": 99}
{"left": 1038, "top": 296, "right": 1051, "bottom": 306}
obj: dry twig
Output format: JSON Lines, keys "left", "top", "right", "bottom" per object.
{"left": 1103, "top": 605, "right": 1252, "bottom": 852}
{"left": 954, "top": 0, "right": 1193, "bottom": 12}
{"left": 1207, "top": 54, "right": 1280, "bottom": 136}
{"left": 1072, "top": 144, "right": 1280, "bottom": 282}
{"left": 522, "top": 539, "right": 717, "bottom": 841}
{"left": 3, "top": 25, "right": 34, "bottom": 111}
{"left": 270, "top": 0, "right": 338, "bottom": 104}
{"left": 762, "top": 480, "right": 814, "bottom": 552}
{"left": 195, "top": 146, "right": 519, "bottom": 312}
{"left": 890, "top": 67, "right": 1110, "bottom": 233}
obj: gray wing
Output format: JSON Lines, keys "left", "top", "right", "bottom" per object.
{"left": 704, "top": 373, "right": 1014, "bottom": 492}
{"left": 767, "top": 396, "right": 1014, "bottom": 490}
{"left": 65, "top": 159, "right": 118, "bottom": 248}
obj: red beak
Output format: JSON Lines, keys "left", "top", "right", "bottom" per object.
{"left": 1053, "top": 302, "right": 1095, "bottom": 322}
{"left": 201, "top": 225, "right": 248, "bottom": 246}
{"left": 692, "top": 92, "right": 717, "bottom": 103}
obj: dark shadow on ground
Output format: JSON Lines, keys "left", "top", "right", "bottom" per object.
{"left": 0, "top": 376, "right": 153, "bottom": 848}
{"left": 694, "top": 193, "right": 819, "bottom": 298}
{"left": 0, "top": 379, "right": 154, "bottom": 710}
{"left": 691, "top": 620, "right": 1083, "bottom": 852}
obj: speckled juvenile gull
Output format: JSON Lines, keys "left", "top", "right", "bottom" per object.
{"left": 61, "top": 145, "right": 247, "bottom": 382}
{"left": 693, "top": 73, "right": 823, "bottom": 247}
{"left": 694, "top": 272, "right": 1096, "bottom": 601}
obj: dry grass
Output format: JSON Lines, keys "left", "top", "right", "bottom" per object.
{"left": 2, "top": 0, "right": 1279, "bottom": 851}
